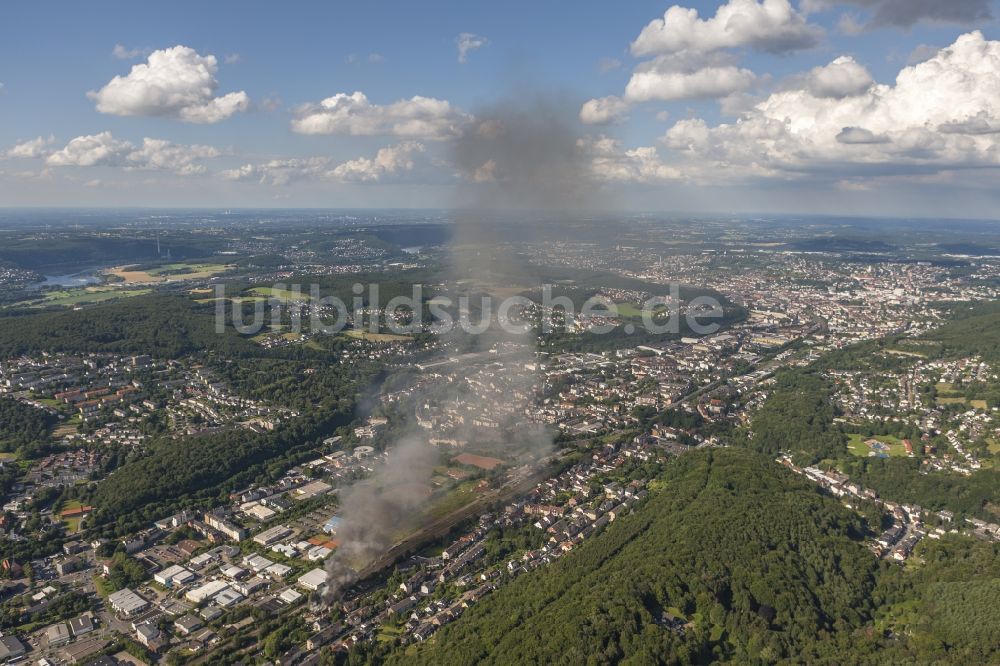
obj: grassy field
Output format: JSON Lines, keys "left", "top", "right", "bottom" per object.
{"left": 427, "top": 481, "right": 482, "bottom": 520}
{"left": 147, "top": 262, "right": 229, "bottom": 276}
{"left": 93, "top": 574, "right": 112, "bottom": 599}
{"left": 247, "top": 286, "right": 312, "bottom": 302}
{"left": 21, "top": 286, "right": 152, "bottom": 308}
{"left": 251, "top": 332, "right": 294, "bottom": 344}
{"left": 935, "top": 383, "right": 976, "bottom": 407}
{"left": 344, "top": 329, "right": 414, "bottom": 342}
{"left": 615, "top": 302, "right": 644, "bottom": 318}
{"left": 847, "top": 433, "right": 911, "bottom": 458}
{"left": 935, "top": 396, "right": 987, "bottom": 409}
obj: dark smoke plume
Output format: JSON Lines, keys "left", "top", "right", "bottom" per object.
{"left": 321, "top": 94, "right": 594, "bottom": 604}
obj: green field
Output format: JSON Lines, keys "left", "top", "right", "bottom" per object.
{"left": 194, "top": 295, "right": 267, "bottom": 304}
{"left": 250, "top": 327, "right": 302, "bottom": 344}
{"left": 615, "top": 302, "right": 644, "bottom": 318}
{"left": 11, "top": 286, "right": 152, "bottom": 309}
{"left": 427, "top": 480, "right": 482, "bottom": 520}
{"left": 344, "top": 329, "right": 414, "bottom": 342}
{"left": 147, "top": 262, "right": 229, "bottom": 276}
{"left": 248, "top": 286, "right": 312, "bottom": 302}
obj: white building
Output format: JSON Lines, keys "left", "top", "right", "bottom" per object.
{"left": 297, "top": 568, "right": 328, "bottom": 591}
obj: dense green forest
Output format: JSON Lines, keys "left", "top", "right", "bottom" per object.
{"left": 0, "top": 295, "right": 256, "bottom": 358}
{"left": 0, "top": 397, "right": 57, "bottom": 455}
{"left": 747, "top": 371, "right": 846, "bottom": 464}
{"left": 922, "top": 303, "right": 1000, "bottom": 364}
{"left": 383, "top": 449, "right": 881, "bottom": 665}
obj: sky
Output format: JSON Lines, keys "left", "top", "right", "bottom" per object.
{"left": 1, "top": 0, "right": 1000, "bottom": 217}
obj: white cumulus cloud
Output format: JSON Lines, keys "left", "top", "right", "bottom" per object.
{"left": 89, "top": 46, "right": 249, "bottom": 123}
{"left": 46, "top": 132, "right": 133, "bottom": 167}
{"left": 4, "top": 136, "right": 55, "bottom": 159}
{"left": 221, "top": 157, "right": 331, "bottom": 186}
{"left": 125, "top": 138, "right": 220, "bottom": 175}
{"left": 329, "top": 142, "right": 425, "bottom": 182}
{"left": 608, "top": 0, "right": 823, "bottom": 109}
{"left": 45, "top": 132, "right": 219, "bottom": 174}
{"left": 806, "top": 56, "right": 874, "bottom": 98}
{"left": 631, "top": 0, "right": 822, "bottom": 56}
{"left": 579, "top": 96, "right": 630, "bottom": 125}
{"left": 222, "top": 143, "right": 426, "bottom": 186}
{"left": 659, "top": 32, "right": 1000, "bottom": 180}
{"left": 291, "top": 91, "right": 468, "bottom": 140}
{"left": 625, "top": 56, "right": 756, "bottom": 102}
{"left": 580, "top": 135, "right": 681, "bottom": 183}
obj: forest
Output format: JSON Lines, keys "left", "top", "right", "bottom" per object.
{"left": 0, "top": 294, "right": 256, "bottom": 358}
{"left": 746, "top": 370, "right": 846, "bottom": 464}
{"left": 0, "top": 397, "right": 57, "bottom": 455}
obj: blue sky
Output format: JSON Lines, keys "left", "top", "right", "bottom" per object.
{"left": 1, "top": 0, "right": 1000, "bottom": 216}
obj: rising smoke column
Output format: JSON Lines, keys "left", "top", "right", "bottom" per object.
{"left": 321, "top": 95, "right": 597, "bottom": 604}
{"left": 321, "top": 435, "right": 434, "bottom": 602}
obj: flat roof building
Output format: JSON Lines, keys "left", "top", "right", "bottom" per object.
{"left": 0, "top": 636, "right": 26, "bottom": 661}
{"left": 108, "top": 588, "right": 150, "bottom": 617}
{"left": 45, "top": 622, "right": 72, "bottom": 647}
{"left": 253, "top": 524, "right": 293, "bottom": 546}
{"left": 297, "top": 568, "right": 328, "bottom": 591}
{"left": 185, "top": 580, "right": 230, "bottom": 605}
{"left": 69, "top": 614, "right": 95, "bottom": 637}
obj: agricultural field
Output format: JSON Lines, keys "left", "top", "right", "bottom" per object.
{"left": 105, "top": 262, "right": 232, "bottom": 284}
{"left": 933, "top": 382, "right": 988, "bottom": 408}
